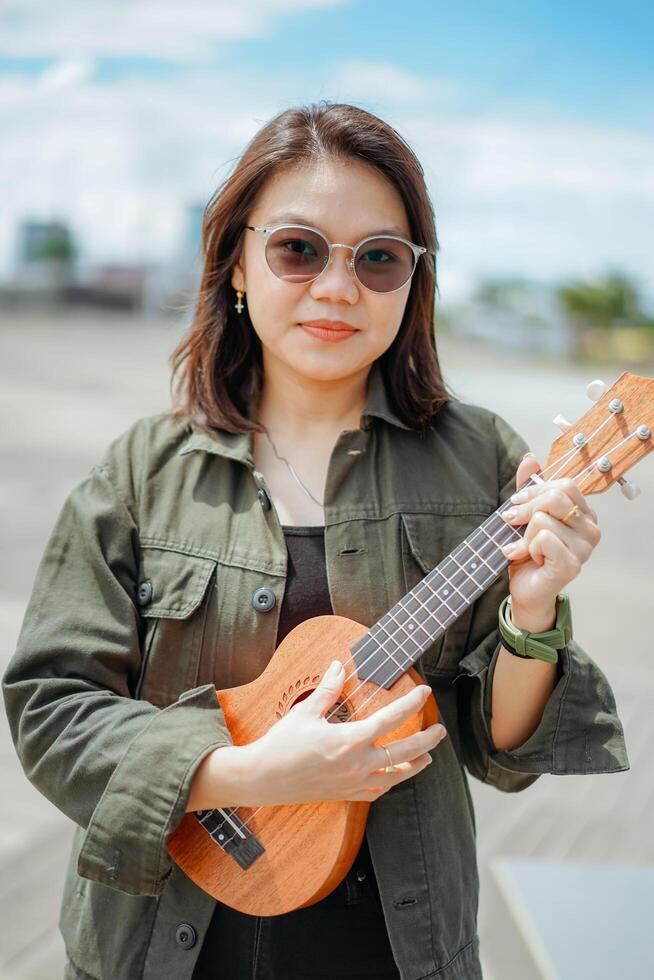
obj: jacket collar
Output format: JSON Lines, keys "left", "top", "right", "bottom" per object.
{"left": 177, "top": 359, "right": 411, "bottom": 463}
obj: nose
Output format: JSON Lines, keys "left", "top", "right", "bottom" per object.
{"left": 309, "top": 244, "right": 359, "bottom": 302}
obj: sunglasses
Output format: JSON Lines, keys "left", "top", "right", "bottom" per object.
{"left": 244, "top": 223, "right": 432, "bottom": 294}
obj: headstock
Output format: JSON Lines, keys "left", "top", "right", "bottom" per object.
{"left": 543, "top": 371, "right": 654, "bottom": 496}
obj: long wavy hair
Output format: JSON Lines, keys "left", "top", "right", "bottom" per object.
{"left": 168, "top": 100, "right": 455, "bottom": 434}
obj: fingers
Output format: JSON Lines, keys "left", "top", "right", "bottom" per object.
{"left": 504, "top": 509, "right": 596, "bottom": 563}
{"left": 351, "top": 754, "right": 434, "bottom": 801}
{"left": 508, "top": 476, "right": 592, "bottom": 516}
{"left": 505, "top": 521, "right": 585, "bottom": 572}
{"left": 369, "top": 723, "right": 447, "bottom": 774}
{"left": 356, "top": 724, "right": 449, "bottom": 800}
{"left": 304, "top": 659, "right": 345, "bottom": 717}
{"left": 500, "top": 479, "right": 601, "bottom": 552}
{"left": 351, "top": 683, "right": 433, "bottom": 742}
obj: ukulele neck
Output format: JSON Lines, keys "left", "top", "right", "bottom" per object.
{"left": 349, "top": 495, "right": 531, "bottom": 688}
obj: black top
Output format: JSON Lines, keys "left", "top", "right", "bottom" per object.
{"left": 191, "top": 525, "right": 399, "bottom": 979}
{"left": 275, "top": 525, "right": 377, "bottom": 884}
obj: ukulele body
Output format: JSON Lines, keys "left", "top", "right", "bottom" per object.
{"left": 167, "top": 614, "right": 439, "bottom": 916}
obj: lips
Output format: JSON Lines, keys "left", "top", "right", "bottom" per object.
{"left": 299, "top": 321, "right": 358, "bottom": 343}
{"left": 300, "top": 320, "right": 358, "bottom": 331}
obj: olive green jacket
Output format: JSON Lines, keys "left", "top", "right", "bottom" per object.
{"left": 2, "top": 361, "right": 629, "bottom": 980}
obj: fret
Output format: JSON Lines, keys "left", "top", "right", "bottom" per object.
{"left": 369, "top": 613, "right": 416, "bottom": 667}
{"left": 196, "top": 808, "right": 246, "bottom": 841}
{"left": 425, "top": 566, "right": 471, "bottom": 613}
{"left": 397, "top": 588, "right": 448, "bottom": 632}
{"left": 475, "top": 514, "right": 521, "bottom": 568}
{"left": 195, "top": 807, "right": 266, "bottom": 870}
{"left": 479, "top": 524, "right": 508, "bottom": 571}
{"left": 389, "top": 577, "right": 458, "bottom": 653}
{"left": 452, "top": 540, "right": 495, "bottom": 588}
{"left": 383, "top": 606, "right": 425, "bottom": 659}
{"left": 453, "top": 539, "right": 497, "bottom": 583}
{"left": 447, "top": 551, "right": 493, "bottom": 592}
{"left": 438, "top": 555, "right": 479, "bottom": 608}
{"left": 399, "top": 580, "right": 456, "bottom": 643}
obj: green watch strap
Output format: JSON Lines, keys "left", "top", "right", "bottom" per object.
{"left": 498, "top": 592, "right": 573, "bottom": 663}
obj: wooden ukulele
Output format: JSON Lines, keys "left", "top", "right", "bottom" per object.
{"left": 167, "top": 370, "right": 653, "bottom": 915}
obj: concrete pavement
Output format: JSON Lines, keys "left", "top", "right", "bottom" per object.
{"left": 1, "top": 310, "right": 652, "bottom": 978}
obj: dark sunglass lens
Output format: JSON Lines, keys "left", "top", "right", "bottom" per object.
{"left": 355, "top": 238, "right": 414, "bottom": 292}
{"left": 266, "top": 227, "right": 328, "bottom": 282}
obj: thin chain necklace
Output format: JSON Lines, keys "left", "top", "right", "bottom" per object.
{"left": 261, "top": 426, "right": 324, "bottom": 508}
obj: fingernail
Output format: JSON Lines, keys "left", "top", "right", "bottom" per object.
{"left": 501, "top": 541, "right": 520, "bottom": 556}
{"left": 522, "top": 452, "right": 536, "bottom": 461}
{"left": 329, "top": 660, "right": 343, "bottom": 675}
{"left": 502, "top": 507, "right": 518, "bottom": 521}
{"left": 511, "top": 491, "right": 529, "bottom": 503}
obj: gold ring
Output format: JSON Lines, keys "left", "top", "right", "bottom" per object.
{"left": 382, "top": 745, "right": 397, "bottom": 773}
{"left": 561, "top": 504, "right": 582, "bottom": 525}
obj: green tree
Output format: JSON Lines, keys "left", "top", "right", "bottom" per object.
{"left": 556, "top": 271, "right": 647, "bottom": 329}
{"left": 33, "top": 228, "right": 77, "bottom": 263}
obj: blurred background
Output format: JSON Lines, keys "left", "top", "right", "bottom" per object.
{"left": 1, "top": 2, "right": 653, "bottom": 978}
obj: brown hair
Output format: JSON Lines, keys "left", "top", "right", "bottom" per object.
{"left": 168, "top": 100, "right": 454, "bottom": 434}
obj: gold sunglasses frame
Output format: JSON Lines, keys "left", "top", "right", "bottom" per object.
{"left": 244, "top": 223, "right": 433, "bottom": 294}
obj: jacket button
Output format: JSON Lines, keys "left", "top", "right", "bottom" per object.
{"left": 252, "top": 587, "right": 276, "bottom": 612}
{"left": 258, "top": 488, "right": 271, "bottom": 510}
{"left": 137, "top": 580, "right": 153, "bottom": 606}
{"left": 175, "top": 923, "right": 197, "bottom": 949}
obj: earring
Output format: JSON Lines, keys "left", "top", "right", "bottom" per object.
{"left": 235, "top": 289, "right": 245, "bottom": 314}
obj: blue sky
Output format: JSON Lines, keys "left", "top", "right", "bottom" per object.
{"left": 1, "top": 0, "right": 652, "bottom": 305}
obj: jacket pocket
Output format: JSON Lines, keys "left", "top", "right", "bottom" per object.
{"left": 400, "top": 508, "right": 494, "bottom": 678}
{"left": 134, "top": 546, "right": 217, "bottom": 705}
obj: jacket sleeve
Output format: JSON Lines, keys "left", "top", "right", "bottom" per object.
{"left": 1, "top": 428, "right": 234, "bottom": 896}
{"left": 451, "top": 411, "right": 630, "bottom": 792}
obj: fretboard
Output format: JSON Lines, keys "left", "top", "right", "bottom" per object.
{"left": 350, "top": 500, "right": 527, "bottom": 687}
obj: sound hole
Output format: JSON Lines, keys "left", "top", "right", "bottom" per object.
{"left": 291, "top": 689, "right": 351, "bottom": 723}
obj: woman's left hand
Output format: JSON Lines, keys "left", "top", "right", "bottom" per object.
{"left": 499, "top": 453, "right": 601, "bottom": 626}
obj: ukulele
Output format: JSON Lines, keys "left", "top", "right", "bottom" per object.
{"left": 167, "top": 370, "right": 653, "bottom": 915}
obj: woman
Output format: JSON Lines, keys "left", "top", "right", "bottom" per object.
{"left": 2, "top": 102, "right": 628, "bottom": 980}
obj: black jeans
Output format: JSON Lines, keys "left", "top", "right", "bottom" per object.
{"left": 191, "top": 833, "right": 401, "bottom": 980}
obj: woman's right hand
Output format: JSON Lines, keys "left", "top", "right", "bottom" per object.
{"left": 225, "top": 659, "right": 448, "bottom": 807}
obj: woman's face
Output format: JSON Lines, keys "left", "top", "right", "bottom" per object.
{"left": 231, "top": 157, "right": 415, "bottom": 383}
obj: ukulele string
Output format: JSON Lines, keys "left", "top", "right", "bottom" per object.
{"left": 212, "top": 432, "right": 608, "bottom": 847}
{"left": 258, "top": 417, "right": 615, "bottom": 733}
{"left": 211, "top": 427, "right": 617, "bottom": 846}
{"left": 212, "top": 423, "right": 638, "bottom": 848}
{"left": 550, "top": 428, "right": 638, "bottom": 487}
{"left": 320, "top": 418, "right": 635, "bottom": 726}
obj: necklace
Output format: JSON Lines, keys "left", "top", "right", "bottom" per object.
{"left": 262, "top": 426, "right": 324, "bottom": 508}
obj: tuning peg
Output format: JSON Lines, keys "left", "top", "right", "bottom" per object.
{"left": 586, "top": 379, "right": 608, "bottom": 402}
{"left": 618, "top": 476, "right": 641, "bottom": 500}
{"left": 553, "top": 414, "right": 573, "bottom": 433}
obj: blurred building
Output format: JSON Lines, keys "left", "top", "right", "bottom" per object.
{"left": 2, "top": 201, "right": 211, "bottom": 320}
{"left": 14, "top": 219, "right": 76, "bottom": 290}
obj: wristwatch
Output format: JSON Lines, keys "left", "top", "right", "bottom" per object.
{"left": 498, "top": 592, "right": 573, "bottom": 664}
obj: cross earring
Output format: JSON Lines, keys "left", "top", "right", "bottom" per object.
{"left": 235, "top": 289, "right": 245, "bottom": 313}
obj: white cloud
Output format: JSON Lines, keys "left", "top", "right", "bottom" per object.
{"left": 405, "top": 112, "right": 654, "bottom": 304}
{"left": 38, "top": 58, "right": 95, "bottom": 92}
{"left": 0, "top": 48, "right": 652, "bottom": 311}
{"left": 329, "top": 60, "right": 461, "bottom": 104}
{"left": 0, "top": 0, "right": 351, "bottom": 59}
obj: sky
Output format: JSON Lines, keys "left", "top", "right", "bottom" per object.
{"left": 1, "top": 0, "right": 653, "bottom": 307}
